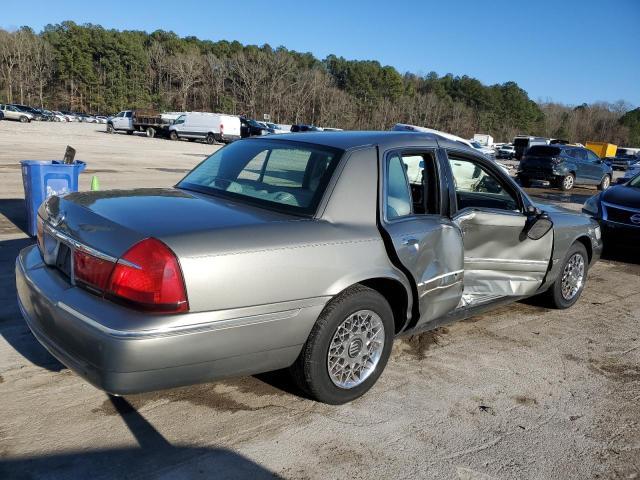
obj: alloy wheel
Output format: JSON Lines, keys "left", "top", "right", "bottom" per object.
{"left": 561, "top": 253, "right": 585, "bottom": 300}
{"left": 563, "top": 175, "right": 574, "bottom": 190}
{"left": 327, "top": 310, "right": 385, "bottom": 389}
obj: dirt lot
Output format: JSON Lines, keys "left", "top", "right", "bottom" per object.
{"left": 0, "top": 122, "right": 638, "bottom": 479}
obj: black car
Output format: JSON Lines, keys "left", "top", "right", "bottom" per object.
{"left": 291, "top": 124, "right": 322, "bottom": 132}
{"left": 240, "top": 117, "right": 272, "bottom": 137}
{"left": 583, "top": 172, "right": 640, "bottom": 245}
{"left": 517, "top": 145, "right": 613, "bottom": 191}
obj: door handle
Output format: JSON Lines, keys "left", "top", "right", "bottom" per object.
{"left": 402, "top": 238, "right": 419, "bottom": 246}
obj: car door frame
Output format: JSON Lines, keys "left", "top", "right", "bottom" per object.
{"left": 378, "top": 146, "right": 465, "bottom": 331}
{"left": 438, "top": 146, "right": 554, "bottom": 301}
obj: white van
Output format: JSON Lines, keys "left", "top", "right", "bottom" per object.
{"left": 168, "top": 113, "right": 241, "bottom": 144}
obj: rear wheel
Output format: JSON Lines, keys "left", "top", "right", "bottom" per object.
{"left": 560, "top": 174, "right": 575, "bottom": 191}
{"left": 146, "top": 127, "right": 155, "bottom": 138}
{"left": 290, "top": 285, "right": 394, "bottom": 404}
{"left": 19, "top": 115, "right": 29, "bottom": 123}
{"left": 598, "top": 174, "right": 611, "bottom": 191}
{"left": 543, "top": 242, "right": 588, "bottom": 309}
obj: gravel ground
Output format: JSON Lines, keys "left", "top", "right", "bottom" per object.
{"left": 0, "top": 121, "right": 638, "bottom": 479}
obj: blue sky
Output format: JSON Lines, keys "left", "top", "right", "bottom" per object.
{"left": 3, "top": 0, "right": 639, "bottom": 107}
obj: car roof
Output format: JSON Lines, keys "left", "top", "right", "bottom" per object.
{"left": 260, "top": 130, "right": 473, "bottom": 152}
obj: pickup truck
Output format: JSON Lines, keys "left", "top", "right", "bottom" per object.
{"left": 17, "top": 131, "right": 602, "bottom": 404}
{"left": 106, "top": 110, "right": 177, "bottom": 138}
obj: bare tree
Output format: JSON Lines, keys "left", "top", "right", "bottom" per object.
{"left": 169, "top": 48, "right": 203, "bottom": 110}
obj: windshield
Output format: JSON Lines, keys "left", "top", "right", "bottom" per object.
{"left": 470, "top": 142, "right": 483, "bottom": 148}
{"left": 628, "top": 174, "right": 640, "bottom": 188}
{"left": 178, "top": 139, "right": 343, "bottom": 215}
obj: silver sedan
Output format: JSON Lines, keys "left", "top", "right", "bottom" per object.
{"left": 17, "top": 131, "right": 602, "bottom": 404}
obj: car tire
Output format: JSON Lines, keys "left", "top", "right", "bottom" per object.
{"left": 106, "top": 124, "right": 114, "bottom": 134}
{"left": 598, "top": 174, "right": 611, "bottom": 191}
{"left": 206, "top": 133, "right": 216, "bottom": 145}
{"left": 146, "top": 127, "right": 155, "bottom": 138}
{"left": 169, "top": 131, "right": 178, "bottom": 141}
{"left": 289, "top": 284, "right": 394, "bottom": 404}
{"left": 126, "top": 130, "right": 133, "bottom": 135}
{"left": 560, "top": 174, "right": 575, "bottom": 191}
{"left": 19, "top": 116, "right": 29, "bottom": 123}
{"left": 543, "top": 242, "right": 589, "bottom": 309}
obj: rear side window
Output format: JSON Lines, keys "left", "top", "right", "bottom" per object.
{"left": 385, "top": 154, "right": 412, "bottom": 220}
{"left": 527, "top": 146, "right": 561, "bottom": 157}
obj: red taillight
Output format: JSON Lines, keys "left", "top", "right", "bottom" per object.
{"left": 74, "top": 250, "right": 116, "bottom": 292}
{"left": 107, "top": 238, "right": 188, "bottom": 313}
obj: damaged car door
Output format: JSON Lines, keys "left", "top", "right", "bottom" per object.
{"left": 380, "top": 149, "right": 464, "bottom": 328}
{"left": 446, "top": 152, "right": 553, "bottom": 303}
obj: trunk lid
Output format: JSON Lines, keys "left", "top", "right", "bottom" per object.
{"left": 40, "top": 188, "right": 296, "bottom": 259}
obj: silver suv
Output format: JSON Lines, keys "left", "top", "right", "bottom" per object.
{"left": 0, "top": 104, "right": 34, "bottom": 123}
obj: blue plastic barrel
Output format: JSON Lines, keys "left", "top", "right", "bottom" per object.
{"left": 20, "top": 160, "right": 86, "bottom": 236}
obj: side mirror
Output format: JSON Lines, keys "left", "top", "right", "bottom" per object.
{"left": 524, "top": 214, "right": 553, "bottom": 240}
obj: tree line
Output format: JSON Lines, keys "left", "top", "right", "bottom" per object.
{"left": 0, "top": 21, "right": 638, "bottom": 145}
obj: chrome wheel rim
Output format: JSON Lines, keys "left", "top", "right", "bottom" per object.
{"left": 561, "top": 253, "right": 585, "bottom": 300}
{"left": 327, "top": 310, "right": 385, "bottom": 389}
{"left": 563, "top": 175, "right": 574, "bottom": 189}
{"left": 602, "top": 176, "right": 610, "bottom": 189}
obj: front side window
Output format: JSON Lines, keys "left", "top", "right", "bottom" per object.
{"left": 448, "top": 156, "right": 519, "bottom": 211}
{"left": 174, "top": 115, "right": 185, "bottom": 125}
{"left": 573, "top": 149, "right": 587, "bottom": 161}
{"left": 385, "top": 154, "right": 412, "bottom": 220}
{"left": 586, "top": 150, "right": 600, "bottom": 162}
{"left": 179, "top": 139, "right": 342, "bottom": 215}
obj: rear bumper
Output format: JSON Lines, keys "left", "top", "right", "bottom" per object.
{"left": 16, "top": 245, "right": 326, "bottom": 394}
{"left": 517, "top": 171, "right": 562, "bottom": 182}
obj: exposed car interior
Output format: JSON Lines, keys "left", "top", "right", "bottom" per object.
{"left": 448, "top": 156, "right": 519, "bottom": 212}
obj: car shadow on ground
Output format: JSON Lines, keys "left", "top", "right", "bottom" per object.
{"left": 0, "top": 396, "right": 280, "bottom": 479}
{"left": 0, "top": 198, "right": 29, "bottom": 235}
{"left": 601, "top": 243, "right": 640, "bottom": 265}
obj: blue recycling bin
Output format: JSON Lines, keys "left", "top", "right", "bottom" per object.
{"left": 20, "top": 160, "right": 86, "bottom": 236}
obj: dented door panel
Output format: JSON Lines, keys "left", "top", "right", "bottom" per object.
{"left": 454, "top": 209, "right": 553, "bottom": 297}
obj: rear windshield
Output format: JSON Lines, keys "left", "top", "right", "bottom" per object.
{"left": 513, "top": 138, "right": 530, "bottom": 146}
{"left": 527, "top": 146, "right": 561, "bottom": 157}
{"left": 178, "top": 139, "right": 343, "bottom": 215}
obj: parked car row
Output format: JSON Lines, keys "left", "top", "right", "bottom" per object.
{"left": 0, "top": 103, "right": 109, "bottom": 123}
{"left": 105, "top": 110, "right": 342, "bottom": 144}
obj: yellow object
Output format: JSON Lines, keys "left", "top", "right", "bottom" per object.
{"left": 585, "top": 142, "right": 617, "bottom": 159}
{"left": 90, "top": 176, "right": 100, "bottom": 191}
